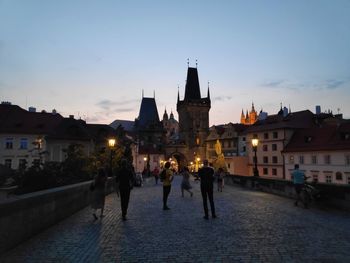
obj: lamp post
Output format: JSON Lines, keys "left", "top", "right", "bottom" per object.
{"left": 108, "top": 138, "right": 116, "bottom": 177}
{"left": 252, "top": 137, "right": 259, "bottom": 177}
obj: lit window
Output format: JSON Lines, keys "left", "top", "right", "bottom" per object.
{"left": 5, "top": 138, "right": 13, "bottom": 149}
{"left": 289, "top": 155, "right": 294, "bottom": 164}
{"left": 20, "top": 138, "right": 28, "bottom": 149}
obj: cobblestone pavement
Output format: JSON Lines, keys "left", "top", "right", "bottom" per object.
{"left": 1, "top": 176, "right": 350, "bottom": 263}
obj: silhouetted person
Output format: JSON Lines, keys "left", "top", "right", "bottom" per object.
{"left": 153, "top": 166, "right": 160, "bottom": 185}
{"left": 116, "top": 159, "right": 134, "bottom": 220}
{"left": 91, "top": 168, "right": 107, "bottom": 220}
{"left": 162, "top": 161, "right": 174, "bottom": 210}
{"left": 198, "top": 159, "right": 216, "bottom": 219}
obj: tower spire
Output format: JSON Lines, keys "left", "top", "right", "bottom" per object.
{"left": 177, "top": 85, "right": 180, "bottom": 102}
{"left": 196, "top": 59, "right": 198, "bottom": 68}
{"left": 207, "top": 81, "right": 210, "bottom": 99}
{"left": 142, "top": 89, "right": 144, "bottom": 98}
{"left": 187, "top": 58, "right": 189, "bottom": 68}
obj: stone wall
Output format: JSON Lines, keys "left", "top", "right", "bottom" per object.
{"left": 0, "top": 178, "right": 115, "bottom": 254}
{"left": 225, "top": 175, "right": 350, "bottom": 211}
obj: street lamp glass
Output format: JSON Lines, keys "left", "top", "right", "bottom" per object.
{"left": 252, "top": 138, "right": 259, "bottom": 147}
{"left": 108, "top": 138, "right": 116, "bottom": 148}
{"left": 143, "top": 157, "right": 147, "bottom": 161}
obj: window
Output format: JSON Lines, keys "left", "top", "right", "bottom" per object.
{"left": 263, "top": 168, "right": 268, "bottom": 175}
{"left": 5, "top": 159, "right": 12, "bottom": 168}
{"left": 272, "top": 156, "right": 278, "bottom": 164}
{"left": 312, "top": 155, "right": 317, "bottom": 164}
{"left": 312, "top": 174, "right": 318, "bottom": 183}
{"left": 227, "top": 163, "right": 230, "bottom": 169}
{"left": 335, "top": 172, "right": 343, "bottom": 181}
{"left": 264, "top": 133, "right": 269, "bottom": 139}
{"left": 324, "top": 155, "right": 331, "bottom": 165}
{"left": 299, "top": 155, "right": 304, "bottom": 164}
{"left": 19, "top": 159, "right": 27, "bottom": 169}
{"left": 272, "top": 144, "right": 277, "bottom": 151}
{"left": 273, "top": 132, "right": 278, "bottom": 139}
{"left": 5, "top": 138, "right": 13, "bottom": 149}
{"left": 289, "top": 155, "right": 294, "bottom": 164}
{"left": 345, "top": 155, "right": 350, "bottom": 165}
{"left": 325, "top": 175, "right": 332, "bottom": 183}
{"left": 272, "top": 168, "right": 277, "bottom": 176}
{"left": 20, "top": 138, "right": 28, "bottom": 149}
{"left": 263, "top": 156, "right": 268, "bottom": 164}
{"left": 263, "top": 145, "right": 268, "bottom": 151}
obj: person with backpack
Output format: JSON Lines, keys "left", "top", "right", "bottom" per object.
{"left": 162, "top": 161, "right": 174, "bottom": 210}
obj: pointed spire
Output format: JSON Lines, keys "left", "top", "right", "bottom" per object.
{"left": 177, "top": 85, "right": 180, "bottom": 102}
{"left": 142, "top": 89, "right": 144, "bottom": 98}
{"left": 196, "top": 59, "right": 198, "bottom": 68}
{"left": 289, "top": 104, "right": 291, "bottom": 113}
{"left": 252, "top": 102, "right": 255, "bottom": 112}
{"left": 153, "top": 90, "right": 155, "bottom": 99}
{"left": 207, "top": 81, "right": 210, "bottom": 99}
{"left": 187, "top": 58, "right": 189, "bottom": 68}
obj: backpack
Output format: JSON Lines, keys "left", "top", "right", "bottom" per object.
{"left": 159, "top": 169, "right": 166, "bottom": 182}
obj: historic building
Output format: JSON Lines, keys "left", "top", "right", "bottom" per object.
{"left": 283, "top": 121, "right": 350, "bottom": 185}
{"left": 133, "top": 96, "right": 165, "bottom": 173}
{"left": 165, "top": 66, "right": 211, "bottom": 169}
{"left": 161, "top": 109, "right": 179, "bottom": 144}
{"left": 240, "top": 103, "right": 258, "bottom": 125}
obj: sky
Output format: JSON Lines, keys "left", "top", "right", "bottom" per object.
{"left": 1, "top": 0, "right": 350, "bottom": 126}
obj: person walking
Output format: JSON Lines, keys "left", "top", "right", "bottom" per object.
{"left": 198, "top": 159, "right": 217, "bottom": 219}
{"left": 291, "top": 164, "right": 308, "bottom": 208}
{"left": 91, "top": 168, "right": 107, "bottom": 220}
{"left": 216, "top": 167, "right": 225, "bottom": 192}
{"left": 116, "top": 159, "right": 134, "bottom": 220}
{"left": 181, "top": 167, "right": 193, "bottom": 197}
{"left": 153, "top": 166, "right": 160, "bottom": 185}
{"left": 162, "top": 161, "right": 174, "bottom": 210}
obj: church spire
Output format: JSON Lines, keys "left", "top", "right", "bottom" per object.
{"left": 184, "top": 67, "right": 201, "bottom": 101}
{"left": 177, "top": 85, "right": 180, "bottom": 102}
{"left": 207, "top": 81, "right": 210, "bottom": 100}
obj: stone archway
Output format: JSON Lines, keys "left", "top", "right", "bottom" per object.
{"left": 167, "top": 152, "right": 187, "bottom": 172}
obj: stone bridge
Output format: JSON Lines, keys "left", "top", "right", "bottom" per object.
{"left": 0, "top": 176, "right": 350, "bottom": 262}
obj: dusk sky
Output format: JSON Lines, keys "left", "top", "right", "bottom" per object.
{"left": 1, "top": 0, "right": 349, "bottom": 125}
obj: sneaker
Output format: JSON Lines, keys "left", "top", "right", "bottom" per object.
{"left": 163, "top": 206, "right": 170, "bottom": 210}
{"left": 212, "top": 214, "right": 217, "bottom": 219}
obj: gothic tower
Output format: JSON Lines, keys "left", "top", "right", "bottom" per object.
{"left": 176, "top": 67, "right": 211, "bottom": 162}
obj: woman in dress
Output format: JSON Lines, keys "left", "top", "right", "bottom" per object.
{"left": 181, "top": 167, "right": 193, "bottom": 197}
{"left": 91, "top": 168, "right": 107, "bottom": 220}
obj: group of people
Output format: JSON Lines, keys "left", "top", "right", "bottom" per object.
{"left": 90, "top": 158, "right": 223, "bottom": 221}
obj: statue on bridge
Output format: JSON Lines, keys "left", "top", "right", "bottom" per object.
{"left": 213, "top": 139, "right": 227, "bottom": 172}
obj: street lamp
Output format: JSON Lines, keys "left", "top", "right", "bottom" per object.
{"left": 108, "top": 138, "right": 116, "bottom": 177}
{"left": 252, "top": 136, "right": 259, "bottom": 177}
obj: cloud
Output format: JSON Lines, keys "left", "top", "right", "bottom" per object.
{"left": 96, "top": 98, "right": 138, "bottom": 113}
{"left": 262, "top": 80, "right": 285, "bottom": 88}
{"left": 324, "top": 79, "right": 346, "bottom": 90}
{"left": 213, "top": 96, "right": 232, "bottom": 102}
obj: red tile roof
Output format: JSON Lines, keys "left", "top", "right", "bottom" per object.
{"left": 283, "top": 122, "right": 350, "bottom": 152}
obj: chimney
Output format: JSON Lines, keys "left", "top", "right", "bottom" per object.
{"left": 69, "top": 115, "right": 74, "bottom": 119}
{"left": 28, "top": 107, "right": 36, "bottom": 112}
{"left": 316, "top": 105, "right": 321, "bottom": 115}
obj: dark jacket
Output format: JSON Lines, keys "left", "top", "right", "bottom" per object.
{"left": 116, "top": 166, "right": 134, "bottom": 189}
{"left": 198, "top": 166, "right": 215, "bottom": 188}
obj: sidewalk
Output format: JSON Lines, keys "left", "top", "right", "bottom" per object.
{"left": 1, "top": 175, "right": 350, "bottom": 262}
